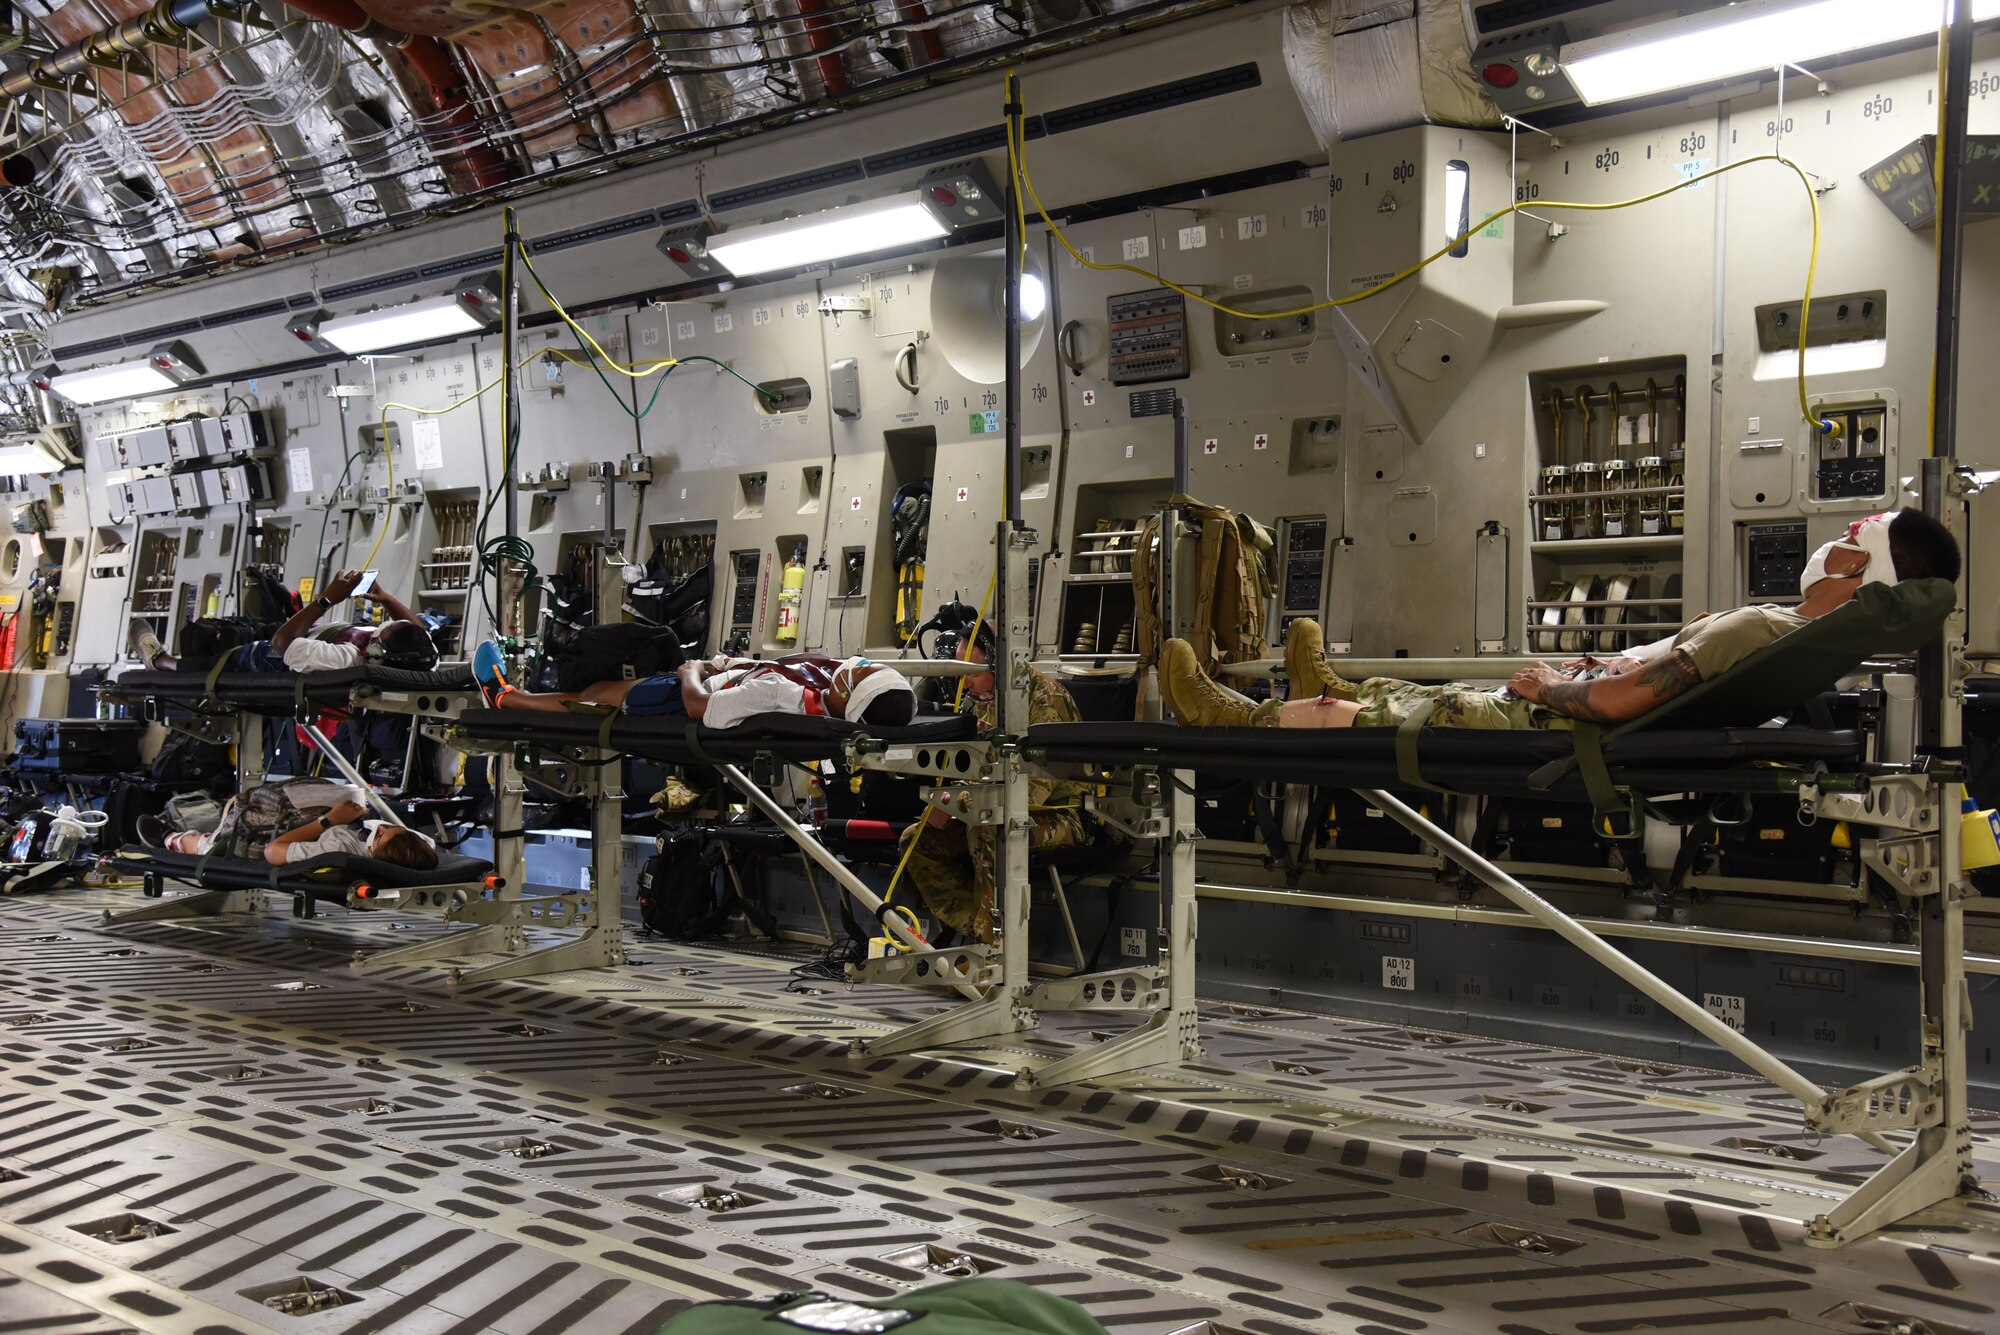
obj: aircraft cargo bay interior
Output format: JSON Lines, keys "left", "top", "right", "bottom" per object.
{"left": 1, "top": 2, "right": 1999, "bottom": 1332}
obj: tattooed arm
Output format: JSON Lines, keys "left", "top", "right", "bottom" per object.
{"left": 1507, "top": 651, "right": 1704, "bottom": 723}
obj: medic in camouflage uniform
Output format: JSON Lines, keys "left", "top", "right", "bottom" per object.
{"left": 901, "top": 631, "right": 1085, "bottom": 944}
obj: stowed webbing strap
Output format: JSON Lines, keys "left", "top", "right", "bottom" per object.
{"left": 293, "top": 672, "right": 311, "bottom": 719}
{"left": 202, "top": 656, "right": 231, "bottom": 705}
{"left": 598, "top": 709, "right": 620, "bottom": 752}
{"left": 1566, "top": 723, "right": 1637, "bottom": 835}
{"left": 1393, "top": 701, "right": 1464, "bottom": 795}
{"left": 1251, "top": 786, "right": 1295, "bottom": 877}
{"left": 192, "top": 847, "right": 217, "bottom": 887}
{"left": 681, "top": 722, "right": 718, "bottom": 766}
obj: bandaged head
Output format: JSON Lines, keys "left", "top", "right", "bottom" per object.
{"left": 1800, "top": 512, "right": 1898, "bottom": 595}
{"left": 832, "top": 657, "right": 915, "bottom": 725}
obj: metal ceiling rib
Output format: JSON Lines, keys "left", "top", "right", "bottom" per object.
{"left": 2, "top": 889, "right": 1997, "bottom": 1335}
{"left": 37, "top": 59, "right": 1269, "bottom": 366}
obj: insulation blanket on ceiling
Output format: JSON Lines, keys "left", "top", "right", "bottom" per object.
{"left": 1283, "top": 0, "right": 1497, "bottom": 144}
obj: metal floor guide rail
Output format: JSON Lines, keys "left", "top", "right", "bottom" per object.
{"left": 1, "top": 889, "right": 1998, "bottom": 1335}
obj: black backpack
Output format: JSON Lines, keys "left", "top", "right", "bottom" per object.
{"left": 552, "top": 622, "right": 689, "bottom": 692}
{"left": 636, "top": 828, "right": 729, "bottom": 938}
{"left": 177, "top": 615, "right": 269, "bottom": 660}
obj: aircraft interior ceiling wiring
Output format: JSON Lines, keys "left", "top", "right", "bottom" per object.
{"left": 0, "top": 0, "right": 1200, "bottom": 295}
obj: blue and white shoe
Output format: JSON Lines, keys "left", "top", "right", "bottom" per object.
{"left": 471, "top": 641, "right": 510, "bottom": 705}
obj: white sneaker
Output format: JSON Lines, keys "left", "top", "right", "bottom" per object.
{"left": 132, "top": 627, "right": 165, "bottom": 668}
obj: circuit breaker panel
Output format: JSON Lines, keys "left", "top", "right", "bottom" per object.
{"left": 1108, "top": 288, "right": 1190, "bottom": 385}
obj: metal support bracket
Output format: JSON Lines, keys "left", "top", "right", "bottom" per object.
{"left": 1810, "top": 1065, "right": 1941, "bottom": 1135}
{"left": 351, "top": 686, "right": 486, "bottom": 723}
{"left": 1031, "top": 967, "right": 1168, "bottom": 1012}
{"left": 847, "top": 945, "right": 999, "bottom": 989}
{"left": 1801, "top": 776, "right": 1938, "bottom": 832}
{"left": 102, "top": 888, "right": 263, "bottom": 925}
{"left": 156, "top": 712, "right": 234, "bottom": 748}
{"left": 1863, "top": 835, "right": 1942, "bottom": 898}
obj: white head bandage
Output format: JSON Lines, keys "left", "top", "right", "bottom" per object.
{"left": 1800, "top": 512, "right": 1897, "bottom": 595}
{"left": 837, "top": 659, "right": 914, "bottom": 724}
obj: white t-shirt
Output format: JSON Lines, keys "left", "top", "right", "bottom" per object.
{"left": 700, "top": 666, "right": 815, "bottom": 730}
{"left": 282, "top": 823, "right": 369, "bottom": 863}
{"left": 282, "top": 637, "right": 365, "bottom": 672}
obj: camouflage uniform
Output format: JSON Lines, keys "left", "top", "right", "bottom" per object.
{"left": 903, "top": 668, "right": 1087, "bottom": 943}
{"left": 1306, "top": 605, "right": 1807, "bottom": 731}
{"left": 1337, "top": 679, "right": 1571, "bottom": 731}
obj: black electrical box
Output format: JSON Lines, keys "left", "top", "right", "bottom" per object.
{"left": 1813, "top": 405, "right": 1887, "bottom": 501}
{"left": 1746, "top": 522, "right": 1808, "bottom": 599}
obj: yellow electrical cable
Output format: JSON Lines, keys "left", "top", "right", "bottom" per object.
{"left": 512, "top": 239, "right": 661, "bottom": 379}
{"left": 364, "top": 347, "right": 543, "bottom": 569}
{"left": 879, "top": 823, "right": 926, "bottom": 914}
{"left": 547, "top": 348, "right": 680, "bottom": 374}
{"left": 1006, "top": 89, "right": 1832, "bottom": 431}
{"left": 953, "top": 567, "right": 998, "bottom": 714}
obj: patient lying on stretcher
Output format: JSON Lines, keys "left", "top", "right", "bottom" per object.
{"left": 135, "top": 570, "right": 437, "bottom": 675}
{"left": 140, "top": 777, "right": 439, "bottom": 869}
{"left": 472, "top": 646, "right": 918, "bottom": 729}
{"left": 1163, "top": 507, "right": 1959, "bottom": 731}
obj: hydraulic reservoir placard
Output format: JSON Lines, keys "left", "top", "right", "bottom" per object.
{"left": 1108, "top": 288, "right": 1189, "bottom": 385}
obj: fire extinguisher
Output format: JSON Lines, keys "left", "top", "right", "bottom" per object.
{"left": 776, "top": 543, "right": 805, "bottom": 644}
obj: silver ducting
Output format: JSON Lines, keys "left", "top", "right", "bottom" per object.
{"left": 1284, "top": 0, "right": 1499, "bottom": 144}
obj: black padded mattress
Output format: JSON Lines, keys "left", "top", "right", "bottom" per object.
{"left": 454, "top": 708, "right": 979, "bottom": 764}
{"left": 1021, "top": 722, "right": 1866, "bottom": 798}
{"left": 114, "top": 846, "right": 494, "bottom": 901}
{"left": 109, "top": 664, "right": 479, "bottom": 715}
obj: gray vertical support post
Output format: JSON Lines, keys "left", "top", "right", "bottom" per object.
{"left": 501, "top": 206, "right": 522, "bottom": 546}
{"left": 1809, "top": 459, "right": 1977, "bottom": 1244}
{"left": 1164, "top": 767, "right": 1200, "bottom": 1053}
{"left": 450, "top": 752, "right": 628, "bottom": 984}
{"left": 589, "top": 755, "right": 627, "bottom": 952}
{"left": 493, "top": 748, "right": 527, "bottom": 901}
{"left": 1920, "top": 11, "right": 1974, "bottom": 751}
{"left": 1002, "top": 70, "right": 1024, "bottom": 539}
{"left": 1025, "top": 764, "right": 1200, "bottom": 1085}
{"left": 997, "top": 522, "right": 1035, "bottom": 1018}
{"left": 236, "top": 711, "right": 265, "bottom": 790}
{"left": 1171, "top": 396, "right": 1189, "bottom": 495}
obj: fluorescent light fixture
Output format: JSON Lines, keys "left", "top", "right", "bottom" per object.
{"left": 319, "top": 291, "right": 495, "bottom": 355}
{"left": 701, "top": 160, "right": 1008, "bottom": 279}
{"left": 0, "top": 436, "right": 69, "bottom": 475}
{"left": 312, "top": 275, "right": 501, "bottom": 357}
{"left": 708, "top": 194, "right": 951, "bottom": 276}
{"left": 1560, "top": 0, "right": 1987, "bottom": 107}
{"left": 48, "top": 340, "right": 204, "bottom": 405}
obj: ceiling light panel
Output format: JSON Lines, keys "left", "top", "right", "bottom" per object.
{"left": 1560, "top": 0, "right": 1975, "bottom": 107}
{"left": 318, "top": 292, "right": 494, "bottom": 355}
{"left": 706, "top": 194, "right": 952, "bottom": 276}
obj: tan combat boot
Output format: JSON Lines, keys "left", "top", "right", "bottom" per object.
{"left": 1160, "top": 639, "right": 1258, "bottom": 727}
{"left": 1285, "top": 619, "right": 1358, "bottom": 701}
